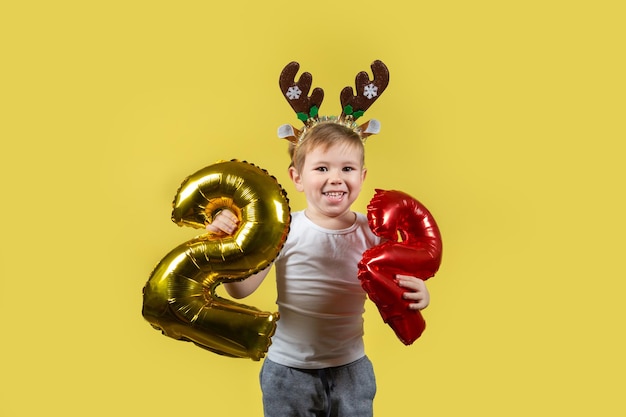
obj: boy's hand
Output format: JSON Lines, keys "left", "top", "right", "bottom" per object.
{"left": 396, "top": 275, "right": 430, "bottom": 310}
{"left": 206, "top": 209, "right": 239, "bottom": 235}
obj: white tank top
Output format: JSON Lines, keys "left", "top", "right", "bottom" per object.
{"left": 267, "top": 211, "right": 381, "bottom": 368}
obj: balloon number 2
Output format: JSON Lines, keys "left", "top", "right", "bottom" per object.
{"left": 142, "top": 160, "right": 291, "bottom": 361}
{"left": 358, "top": 189, "right": 443, "bottom": 345}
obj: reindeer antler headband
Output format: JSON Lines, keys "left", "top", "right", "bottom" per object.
{"left": 277, "top": 60, "right": 390, "bottom": 145}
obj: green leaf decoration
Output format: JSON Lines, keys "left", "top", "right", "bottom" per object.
{"left": 343, "top": 105, "right": 354, "bottom": 115}
{"left": 309, "top": 106, "right": 319, "bottom": 118}
{"left": 353, "top": 110, "right": 364, "bottom": 119}
{"left": 297, "top": 112, "right": 308, "bottom": 122}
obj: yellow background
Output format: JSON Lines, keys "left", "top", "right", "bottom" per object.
{"left": 1, "top": 1, "right": 624, "bottom": 415}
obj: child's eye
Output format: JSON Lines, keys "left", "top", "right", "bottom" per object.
{"left": 343, "top": 167, "right": 355, "bottom": 172}
{"left": 315, "top": 167, "right": 328, "bottom": 172}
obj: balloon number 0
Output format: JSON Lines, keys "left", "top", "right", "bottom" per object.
{"left": 142, "top": 160, "right": 291, "bottom": 361}
{"left": 358, "top": 189, "right": 443, "bottom": 345}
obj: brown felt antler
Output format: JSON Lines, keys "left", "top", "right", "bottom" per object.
{"left": 277, "top": 60, "right": 389, "bottom": 143}
{"left": 339, "top": 60, "right": 390, "bottom": 121}
{"left": 279, "top": 62, "right": 324, "bottom": 124}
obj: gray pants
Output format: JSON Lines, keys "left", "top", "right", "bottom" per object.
{"left": 260, "top": 356, "right": 376, "bottom": 417}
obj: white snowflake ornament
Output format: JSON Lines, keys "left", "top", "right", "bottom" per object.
{"left": 286, "top": 86, "right": 302, "bottom": 100}
{"left": 363, "top": 83, "right": 378, "bottom": 99}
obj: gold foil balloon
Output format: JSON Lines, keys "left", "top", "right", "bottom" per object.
{"left": 142, "top": 160, "right": 290, "bottom": 360}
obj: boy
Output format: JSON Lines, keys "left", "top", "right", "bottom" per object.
{"left": 207, "top": 122, "right": 430, "bottom": 416}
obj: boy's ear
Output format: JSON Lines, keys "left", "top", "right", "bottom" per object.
{"left": 288, "top": 166, "right": 304, "bottom": 192}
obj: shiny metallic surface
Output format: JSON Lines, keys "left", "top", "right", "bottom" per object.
{"left": 142, "top": 160, "right": 290, "bottom": 360}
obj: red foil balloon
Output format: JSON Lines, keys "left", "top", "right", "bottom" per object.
{"left": 358, "top": 189, "right": 443, "bottom": 345}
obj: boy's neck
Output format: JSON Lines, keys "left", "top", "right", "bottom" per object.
{"left": 304, "top": 209, "right": 356, "bottom": 230}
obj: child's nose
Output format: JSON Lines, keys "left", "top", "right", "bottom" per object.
{"left": 330, "top": 173, "right": 344, "bottom": 184}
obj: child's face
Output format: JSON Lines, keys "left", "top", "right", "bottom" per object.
{"left": 289, "top": 141, "right": 367, "bottom": 222}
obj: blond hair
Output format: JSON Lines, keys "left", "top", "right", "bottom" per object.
{"left": 289, "top": 123, "right": 364, "bottom": 171}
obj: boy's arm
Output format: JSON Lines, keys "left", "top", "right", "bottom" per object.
{"left": 206, "top": 209, "right": 272, "bottom": 298}
{"left": 224, "top": 268, "right": 272, "bottom": 299}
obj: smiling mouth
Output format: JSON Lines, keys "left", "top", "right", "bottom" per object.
{"left": 323, "top": 192, "right": 346, "bottom": 199}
